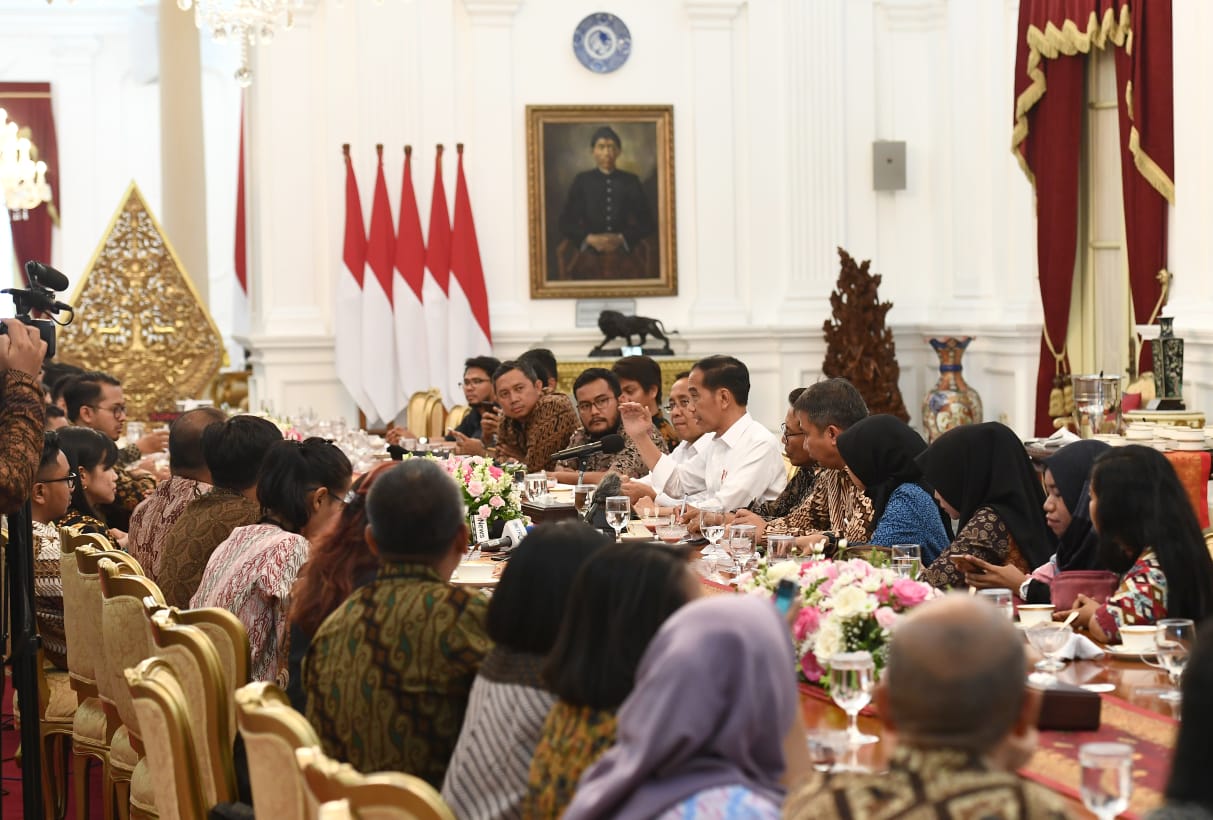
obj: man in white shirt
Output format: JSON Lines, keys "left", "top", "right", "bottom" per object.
{"left": 623, "top": 357, "right": 785, "bottom": 514}
{"left": 622, "top": 372, "right": 712, "bottom": 508}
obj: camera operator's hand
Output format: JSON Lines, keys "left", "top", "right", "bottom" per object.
{"left": 0, "top": 319, "right": 47, "bottom": 377}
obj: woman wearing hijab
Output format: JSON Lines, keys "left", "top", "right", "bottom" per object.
{"left": 564, "top": 595, "right": 800, "bottom": 820}
{"left": 962, "top": 439, "right": 1110, "bottom": 602}
{"left": 835, "top": 414, "right": 950, "bottom": 563}
{"left": 915, "top": 422, "right": 1054, "bottom": 590}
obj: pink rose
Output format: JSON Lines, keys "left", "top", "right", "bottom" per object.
{"left": 800, "top": 652, "right": 825, "bottom": 683}
{"left": 891, "top": 577, "right": 930, "bottom": 608}
{"left": 467, "top": 480, "right": 485, "bottom": 497}
{"left": 489, "top": 495, "right": 506, "bottom": 509}
{"left": 489, "top": 466, "right": 503, "bottom": 479}
{"left": 794, "top": 606, "right": 822, "bottom": 642}
{"left": 477, "top": 504, "right": 491, "bottom": 519}
{"left": 875, "top": 606, "right": 898, "bottom": 629}
{"left": 875, "top": 585, "right": 892, "bottom": 605}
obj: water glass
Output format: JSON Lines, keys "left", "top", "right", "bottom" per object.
{"left": 605, "top": 495, "right": 631, "bottom": 541}
{"left": 525, "top": 472, "right": 548, "bottom": 503}
{"left": 725, "top": 523, "right": 757, "bottom": 575}
{"left": 1155, "top": 618, "right": 1195, "bottom": 703}
{"left": 766, "top": 533, "right": 796, "bottom": 561}
{"left": 1025, "top": 622, "right": 1073, "bottom": 682}
{"left": 891, "top": 544, "right": 921, "bottom": 579}
{"left": 977, "top": 587, "right": 1014, "bottom": 620}
{"left": 829, "top": 651, "right": 878, "bottom": 746}
{"left": 574, "top": 483, "right": 597, "bottom": 515}
{"left": 806, "top": 729, "right": 851, "bottom": 773}
{"left": 1079, "top": 742, "right": 1133, "bottom": 820}
{"left": 124, "top": 420, "right": 145, "bottom": 445}
{"left": 699, "top": 505, "right": 726, "bottom": 555}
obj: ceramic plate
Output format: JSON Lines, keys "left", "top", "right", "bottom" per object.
{"left": 573, "top": 13, "right": 632, "bottom": 73}
{"left": 450, "top": 576, "right": 500, "bottom": 588}
{"left": 1104, "top": 644, "right": 1156, "bottom": 659}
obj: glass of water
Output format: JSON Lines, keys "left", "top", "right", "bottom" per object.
{"left": 828, "top": 651, "right": 878, "bottom": 747}
{"left": 525, "top": 472, "right": 548, "bottom": 503}
{"left": 725, "top": 523, "right": 757, "bottom": 576}
{"left": 1079, "top": 742, "right": 1133, "bottom": 820}
{"left": 605, "top": 495, "right": 631, "bottom": 541}
{"left": 891, "top": 544, "right": 921, "bottom": 579}
{"left": 699, "top": 505, "right": 726, "bottom": 556}
{"left": 766, "top": 533, "right": 796, "bottom": 561}
{"left": 1155, "top": 618, "right": 1195, "bottom": 703}
{"left": 977, "top": 587, "right": 1014, "bottom": 620}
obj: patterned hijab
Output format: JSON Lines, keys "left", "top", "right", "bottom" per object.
{"left": 563, "top": 595, "right": 796, "bottom": 820}
{"left": 916, "top": 422, "right": 1055, "bottom": 567}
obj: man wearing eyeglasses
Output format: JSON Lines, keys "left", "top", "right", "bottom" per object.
{"left": 550, "top": 367, "right": 667, "bottom": 485}
{"left": 30, "top": 431, "right": 75, "bottom": 669}
{"left": 621, "top": 372, "right": 713, "bottom": 509}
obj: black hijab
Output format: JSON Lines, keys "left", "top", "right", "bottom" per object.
{"left": 915, "top": 422, "right": 1055, "bottom": 568}
{"left": 836, "top": 415, "right": 929, "bottom": 522}
{"left": 1044, "top": 440, "right": 1110, "bottom": 571}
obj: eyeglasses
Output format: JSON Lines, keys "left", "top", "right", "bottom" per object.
{"left": 38, "top": 471, "right": 78, "bottom": 488}
{"left": 576, "top": 396, "right": 616, "bottom": 413}
{"left": 88, "top": 404, "right": 127, "bottom": 418}
{"left": 780, "top": 423, "right": 806, "bottom": 440}
{"left": 666, "top": 398, "right": 693, "bottom": 412}
{"left": 461, "top": 378, "right": 490, "bottom": 388}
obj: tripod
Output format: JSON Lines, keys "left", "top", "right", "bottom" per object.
{"left": 4, "top": 501, "right": 45, "bottom": 817}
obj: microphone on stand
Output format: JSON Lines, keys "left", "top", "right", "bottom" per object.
{"left": 583, "top": 472, "right": 623, "bottom": 531}
{"left": 477, "top": 518, "right": 529, "bottom": 553}
{"left": 550, "top": 433, "right": 626, "bottom": 462}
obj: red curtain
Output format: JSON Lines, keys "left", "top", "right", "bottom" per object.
{"left": 0, "top": 82, "right": 59, "bottom": 283}
{"left": 1012, "top": 1, "right": 1174, "bottom": 436}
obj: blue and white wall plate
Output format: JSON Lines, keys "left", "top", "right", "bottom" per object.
{"left": 573, "top": 13, "right": 632, "bottom": 74}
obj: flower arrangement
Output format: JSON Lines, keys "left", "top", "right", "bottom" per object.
{"left": 401, "top": 453, "right": 527, "bottom": 533}
{"left": 740, "top": 558, "right": 936, "bottom": 684}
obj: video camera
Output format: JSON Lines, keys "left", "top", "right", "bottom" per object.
{"left": 0, "top": 260, "right": 74, "bottom": 359}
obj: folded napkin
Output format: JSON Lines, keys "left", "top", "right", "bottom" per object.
{"left": 1026, "top": 428, "right": 1082, "bottom": 449}
{"left": 1058, "top": 632, "right": 1106, "bottom": 660}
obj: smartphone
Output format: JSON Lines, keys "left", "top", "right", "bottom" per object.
{"left": 774, "top": 578, "right": 799, "bottom": 616}
{"left": 949, "top": 554, "right": 982, "bottom": 575}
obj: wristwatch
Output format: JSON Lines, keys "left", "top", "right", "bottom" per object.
{"left": 1018, "top": 576, "right": 1033, "bottom": 601}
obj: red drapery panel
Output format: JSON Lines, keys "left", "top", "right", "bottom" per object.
{"left": 0, "top": 82, "right": 59, "bottom": 283}
{"left": 1012, "top": 1, "right": 1174, "bottom": 435}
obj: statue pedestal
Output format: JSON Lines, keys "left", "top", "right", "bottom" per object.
{"left": 587, "top": 347, "right": 675, "bottom": 358}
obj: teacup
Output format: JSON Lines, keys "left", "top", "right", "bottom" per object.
{"left": 1017, "top": 604, "right": 1055, "bottom": 627}
{"left": 1119, "top": 625, "right": 1157, "bottom": 653}
{"left": 453, "top": 562, "right": 494, "bottom": 583}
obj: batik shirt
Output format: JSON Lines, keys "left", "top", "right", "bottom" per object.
{"left": 127, "top": 476, "right": 209, "bottom": 581}
{"left": 496, "top": 393, "right": 580, "bottom": 472}
{"left": 654, "top": 413, "right": 680, "bottom": 451}
{"left": 104, "top": 443, "right": 157, "bottom": 530}
{"left": 32, "top": 520, "right": 67, "bottom": 669}
{"left": 158, "top": 488, "right": 262, "bottom": 608}
{"left": 1093, "top": 548, "right": 1167, "bottom": 642}
{"left": 522, "top": 702, "right": 618, "bottom": 819}
{"left": 303, "top": 560, "right": 491, "bottom": 788}
{"left": 765, "top": 467, "right": 873, "bottom": 545}
{"left": 555, "top": 421, "right": 668, "bottom": 478}
{"left": 59, "top": 508, "right": 113, "bottom": 542}
{"left": 785, "top": 746, "right": 1070, "bottom": 819}
{"left": 750, "top": 466, "right": 815, "bottom": 519}
{"left": 191, "top": 522, "right": 310, "bottom": 686}
{"left": 922, "top": 506, "right": 1029, "bottom": 590}
{"left": 0, "top": 370, "right": 44, "bottom": 515}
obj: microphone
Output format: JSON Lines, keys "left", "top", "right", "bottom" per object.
{"left": 476, "top": 518, "right": 529, "bottom": 552}
{"left": 551, "top": 433, "right": 625, "bottom": 462}
{"left": 24, "top": 261, "right": 70, "bottom": 292}
{"left": 583, "top": 472, "right": 623, "bottom": 529}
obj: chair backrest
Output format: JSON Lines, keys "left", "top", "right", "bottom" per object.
{"left": 445, "top": 405, "right": 470, "bottom": 433}
{"left": 59, "top": 532, "right": 116, "bottom": 695}
{"left": 172, "top": 606, "right": 251, "bottom": 730}
{"left": 150, "top": 609, "right": 237, "bottom": 805}
{"left": 97, "top": 558, "right": 166, "bottom": 739}
{"left": 424, "top": 393, "right": 448, "bottom": 440}
{"left": 406, "top": 390, "right": 437, "bottom": 438}
{"left": 296, "top": 745, "right": 456, "bottom": 820}
{"left": 124, "top": 657, "right": 209, "bottom": 820}
{"left": 318, "top": 799, "right": 355, "bottom": 820}
{"left": 234, "top": 681, "right": 321, "bottom": 820}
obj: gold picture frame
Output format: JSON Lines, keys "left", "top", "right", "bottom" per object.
{"left": 526, "top": 104, "right": 676, "bottom": 299}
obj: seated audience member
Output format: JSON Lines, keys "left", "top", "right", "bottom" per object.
{"left": 623, "top": 356, "right": 784, "bottom": 515}
{"left": 127, "top": 407, "right": 225, "bottom": 579}
{"left": 285, "top": 462, "right": 394, "bottom": 712}
{"left": 733, "top": 378, "right": 872, "bottom": 548}
{"left": 915, "top": 422, "right": 1054, "bottom": 590}
{"left": 304, "top": 460, "right": 492, "bottom": 787}
{"left": 62, "top": 371, "right": 163, "bottom": 529}
{"left": 522, "top": 542, "right": 699, "bottom": 818}
{"left": 448, "top": 355, "right": 502, "bottom": 456}
{"left": 613, "top": 355, "right": 679, "bottom": 450}
{"left": 44, "top": 404, "right": 68, "bottom": 430}
{"left": 193, "top": 438, "right": 352, "bottom": 686}
{"left": 551, "top": 367, "right": 667, "bottom": 484}
{"left": 494, "top": 359, "right": 579, "bottom": 472}
{"left": 519, "top": 347, "right": 561, "bottom": 395}
{"left": 1145, "top": 619, "right": 1213, "bottom": 820}
{"left": 1058, "top": 445, "right": 1213, "bottom": 643}
{"left": 31, "top": 432, "right": 74, "bottom": 669}
{"left": 963, "top": 440, "right": 1110, "bottom": 602}
{"left": 730, "top": 388, "right": 816, "bottom": 524}
{"left": 785, "top": 594, "right": 1069, "bottom": 818}
{"left": 623, "top": 372, "right": 712, "bottom": 509}
{"left": 835, "top": 414, "right": 950, "bottom": 563}
{"left": 566, "top": 595, "right": 802, "bottom": 820}
{"left": 56, "top": 426, "right": 122, "bottom": 546}
{"left": 443, "top": 521, "right": 610, "bottom": 818}
{"left": 44, "top": 362, "right": 84, "bottom": 413}
{"left": 158, "top": 415, "right": 282, "bottom": 607}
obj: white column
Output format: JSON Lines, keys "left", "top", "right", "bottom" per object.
{"left": 685, "top": 0, "right": 746, "bottom": 327}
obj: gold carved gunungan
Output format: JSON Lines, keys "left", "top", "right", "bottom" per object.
{"left": 58, "top": 182, "right": 224, "bottom": 419}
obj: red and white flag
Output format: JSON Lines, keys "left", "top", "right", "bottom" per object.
{"left": 449, "top": 143, "right": 492, "bottom": 382}
{"left": 233, "top": 100, "right": 249, "bottom": 341}
{"left": 394, "top": 145, "right": 429, "bottom": 409}
{"left": 362, "top": 145, "right": 399, "bottom": 425}
{"left": 336, "top": 145, "right": 373, "bottom": 415}
{"left": 423, "top": 145, "right": 453, "bottom": 405}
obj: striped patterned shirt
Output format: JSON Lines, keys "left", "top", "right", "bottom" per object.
{"left": 765, "top": 467, "right": 873, "bottom": 544}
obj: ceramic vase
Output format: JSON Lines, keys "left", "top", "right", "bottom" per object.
{"left": 1151, "top": 317, "right": 1185, "bottom": 404}
{"left": 922, "top": 336, "right": 983, "bottom": 442}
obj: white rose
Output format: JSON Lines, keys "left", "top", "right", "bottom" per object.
{"left": 814, "top": 617, "right": 844, "bottom": 660}
{"left": 860, "top": 574, "right": 883, "bottom": 594}
{"left": 768, "top": 561, "right": 803, "bottom": 583}
{"left": 831, "top": 585, "right": 876, "bottom": 619}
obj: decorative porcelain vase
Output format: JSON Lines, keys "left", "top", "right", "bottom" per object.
{"left": 922, "top": 337, "right": 983, "bottom": 442}
{"left": 1151, "top": 316, "right": 1185, "bottom": 407}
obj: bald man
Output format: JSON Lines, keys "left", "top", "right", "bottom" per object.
{"left": 126, "top": 407, "right": 226, "bottom": 580}
{"left": 786, "top": 594, "right": 1069, "bottom": 818}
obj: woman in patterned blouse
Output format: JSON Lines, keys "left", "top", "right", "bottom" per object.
{"left": 56, "top": 426, "right": 122, "bottom": 548}
{"left": 915, "top": 422, "right": 1055, "bottom": 590}
{"left": 192, "top": 438, "right": 352, "bottom": 686}
{"left": 1058, "top": 445, "right": 1213, "bottom": 643}
{"left": 521, "top": 541, "right": 700, "bottom": 819}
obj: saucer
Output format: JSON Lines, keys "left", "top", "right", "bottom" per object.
{"left": 1104, "top": 644, "right": 1156, "bottom": 659}
{"left": 451, "top": 575, "right": 499, "bottom": 588}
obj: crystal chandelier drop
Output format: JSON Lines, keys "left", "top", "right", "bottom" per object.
{"left": 177, "top": 0, "right": 302, "bottom": 87}
{"left": 0, "top": 109, "right": 52, "bottom": 220}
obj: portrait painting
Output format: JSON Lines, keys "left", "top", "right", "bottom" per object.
{"left": 526, "top": 104, "right": 676, "bottom": 299}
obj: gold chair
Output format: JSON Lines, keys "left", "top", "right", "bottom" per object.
{"left": 296, "top": 745, "right": 456, "bottom": 820}
{"left": 234, "top": 682, "right": 321, "bottom": 819}
{"left": 423, "top": 393, "right": 448, "bottom": 440}
{"left": 1204, "top": 527, "right": 1213, "bottom": 561}
{"left": 123, "top": 658, "right": 209, "bottom": 820}
{"left": 444, "top": 405, "right": 470, "bottom": 435}
{"left": 170, "top": 606, "right": 250, "bottom": 734}
{"left": 97, "top": 559, "right": 165, "bottom": 820}
{"left": 405, "top": 390, "right": 441, "bottom": 439}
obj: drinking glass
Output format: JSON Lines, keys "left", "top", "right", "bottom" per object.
{"left": 766, "top": 534, "right": 795, "bottom": 562}
{"left": 525, "top": 472, "right": 548, "bottom": 503}
{"left": 1079, "top": 742, "right": 1133, "bottom": 820}
{"left": 725, "top": 523, "right": 757, "bottom": 575}
{"left": 829, "top": 652, "right": 878, "bottom": 746}
{"left": 699, "top": 505, "right": 726, "bottom": 556}
{"left": 1154, "top": 618, "right": 1195, "bottom": 703}
{"left": 656, "top": 523, "right": 689, "bottom": 544}
{"left": 124, "top": 420, "right": 145, "bottom": 445}
{"left": 891, "top": 544, "right": 921, "bottom": 579}
{"left": 1026, "top": 622, "right": 1073, "bottom": 682}
{"left": 574, "top": 483, "right": 597, "bottom": 516}
{"left": 605, "top": 496, "right": 631, "bottom": 541}
{"left": 805, "top": 729, "right": 851, "bottom": 773}
{"left": 641, "top": 511, "right": 672, "bottom": 533}
{"left": 977, "top": 587, "right": 1014, "bottom": 620}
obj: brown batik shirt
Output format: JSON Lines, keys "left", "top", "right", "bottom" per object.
{"left": 157, "top": 487, "right": 262, "bottom": 608}
{"left": 496, "top": 393, "right": 580, "bottom": 472}
{"left": 0, "top": 370, "right": 45, "bottom": 515}
{"left": 764, "top": 466, "right": 873, "bottom": 545}
{"left": 555, "top": 420, "right": 667, "bottom": 479}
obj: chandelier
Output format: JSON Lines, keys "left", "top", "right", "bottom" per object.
{"left": 0, "top": 109, "right": 52, "bottom": 219}
{"left": 177, "top": 0, "right": 302, "bottom": 87}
